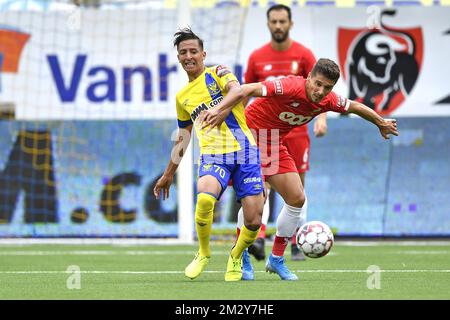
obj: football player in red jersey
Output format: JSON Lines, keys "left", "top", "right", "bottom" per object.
{"left": 243, "top": 4, "right": 327, "bottom": 262}
{"left": 199, "top": 58, "right": 398, "bottom": 280}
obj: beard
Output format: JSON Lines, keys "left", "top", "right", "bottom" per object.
{"left": 271, "top": 31, "right": 289, "bottom": 43}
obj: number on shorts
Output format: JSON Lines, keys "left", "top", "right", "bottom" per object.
{"left": 213, "top": 165, "right": 226, "bottom": 179}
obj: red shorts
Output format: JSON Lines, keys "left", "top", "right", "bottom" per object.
{"left": 282, "top": 126, "right": 310, "bottom": 174}
{"left": 250, "top": 126, "right": 309, "bottom": 179}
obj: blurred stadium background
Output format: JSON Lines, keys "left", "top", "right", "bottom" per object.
{"left": 0, "top": 0, "right": 449, "bottom": 243}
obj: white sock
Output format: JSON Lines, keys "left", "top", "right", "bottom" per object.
{"left": 276, "top": 203, "right": 302, "bottom": 238}
{"left": 261, "top": 188, "right": 271, "bottom": 225}
{"left": 237, "top": 206, "right": 244, "bottom": 230}
{"left": 297, "top": 194, "right": 308, "bottom": 228}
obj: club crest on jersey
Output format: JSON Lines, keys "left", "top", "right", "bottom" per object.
{"left": 207, "top": 81, "right": 220, "bottom": 96}
{"left": 216, "top": 65, "right": 231, "bottom": 77}
{"left": 205, "top": 72, "right": 222, "bottom": 99}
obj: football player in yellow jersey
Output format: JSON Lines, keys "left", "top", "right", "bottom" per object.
{"left": 153, "top": 28, "right": 265, "bottom": 282}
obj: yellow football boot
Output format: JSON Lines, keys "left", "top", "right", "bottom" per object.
{"left": 225, "top": 254, "right": 243, "bottom": 282}
{"left": 185, "top": 252, "right": 210, "bottom": 280}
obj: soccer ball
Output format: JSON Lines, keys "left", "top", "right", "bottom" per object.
{"left": 296, "top": 221, "right": 334, "bottom": 258}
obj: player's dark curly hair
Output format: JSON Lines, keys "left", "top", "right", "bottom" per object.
{"left": 173, "top": 27, "right": 204, "bottom": 50}
{"left": 311, "top": 58, "right": 341, "bottom": 83}
{"left": 267, "top": 4, "right": 291, "bottom": 21}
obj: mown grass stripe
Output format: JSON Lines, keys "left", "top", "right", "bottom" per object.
{"left": 1, "top": 269, "right": 449, "bottom": 274}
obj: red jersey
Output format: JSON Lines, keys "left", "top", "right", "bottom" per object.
{"left": 245, "top": 76, "right": 350, "bottom": 138}
{"left": 245, "top": 41, "right": 316, "bottom": 135}
{"left": 245, "top": 42, "right": 316, "bottom": 82}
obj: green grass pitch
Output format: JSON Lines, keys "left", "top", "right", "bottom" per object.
{"left": 0, "top": 241, "right": 449, "bottom": 300}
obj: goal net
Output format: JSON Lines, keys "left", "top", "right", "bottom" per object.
{"left": 0, "top": 0, "right": 249, "bottom": 241}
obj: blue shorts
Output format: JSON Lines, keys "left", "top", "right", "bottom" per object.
{"left": 198, "top": 148, "right": 264, "bottom": 202}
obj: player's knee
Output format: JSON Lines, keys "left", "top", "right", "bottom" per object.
{"left": 196, "top": 193, "right": 216, "bottom": 212}
{"left": 244, "top": 214, "right": 262, "bottom": 231}
{"left": 285, "top": 191, "right": 305, "bottom": 208}
{"left": 244, "top": 220, "right": 261, "bottom": 232}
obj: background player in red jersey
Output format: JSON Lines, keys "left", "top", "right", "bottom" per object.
{"left": 199, "top": 58, "right": 398, "bottom": 280}
{"left": 244, "top": 4, "right": 327, "bottom": 262}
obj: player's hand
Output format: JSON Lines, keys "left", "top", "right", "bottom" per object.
{"left": 313, "top": 117, "right": 328, "bottom": 137}
{"left": 195, "top": 109, "right": 210, "bottom": 128}
{"left": 153, "top": 174, "right": 173, "bottom": 200}
{"left": 378, "top": 118, "right": 399, "bottom": 139}
{"left": 199, "top": 108, "right": 230, "bottom": 134}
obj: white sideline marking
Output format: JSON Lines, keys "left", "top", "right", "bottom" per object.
{"left": 0, "top": 250, "right": 231, "bottom": 256}
{"left": 396, "top": 250, "right": 449, "bottom": 254}
{"left": 336, "top": 241, "right": 450, "bottom": 246}
{"left": 0, "top": 250, "right": 339, "bottom": 256}
{"left": 0, "top": 269, "right": 449, "bottom": 275}
{"left": 0, "top": 239, "right": 449, "bottom": 246}
{"left": 0, "top": 238, "right": 189, "bottom": 245}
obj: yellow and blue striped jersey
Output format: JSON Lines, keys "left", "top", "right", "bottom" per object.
{"left": 176, "top": 65, "right": 256, "bottom": 155}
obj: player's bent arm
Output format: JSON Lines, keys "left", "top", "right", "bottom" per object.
{"left": 201, "top": 82, "right": 264, "bottom": 130}
{"left": 347, "top": 100, "right": 399, "bottom": 139}
{"left": 241, "top": 82, "right": 265, "bottom": 98}
{"left": 154, "top": 124, "right": 193, "bottom": 199}
{"left": 242, "top": 96, "right": 251, "bottom": 107}
{"left": 219, "top": 80, "right": 246, "bottom": 114}
{"left": 164, "top": 124, "right": 193, "bottom": 176}
{"left": 217, "top": 82, "right": 264, "bottom": 113}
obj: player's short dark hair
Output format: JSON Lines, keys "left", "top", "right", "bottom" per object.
{"left": 266, "top": 4, "right": 292, "bottom": 21}
{"left": 311, "top": 58, "right": 341, "bottom": 83}
{"left": 173, "top": 27, "right": 204, "bottom": 50}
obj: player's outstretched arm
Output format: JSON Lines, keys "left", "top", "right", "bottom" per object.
{"left": 347, "top": 100, "right": 399, "bottom": 139}
{"left": 153, "top": 125, "right": 193, "bottom": 200}
{"left": 200, "top": 82, "right": 264, "bottom": 132}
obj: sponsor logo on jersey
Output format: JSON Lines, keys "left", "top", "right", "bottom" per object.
{"left": 190, "top": 96, "right": 224, "bottom": 122}
{"left": 337, "top": 95, "right": 348, "bottom": 108}
{"left": 279, "top": 112, "right": 312, "bottom": 126}
{"left": 202, "top": 164, "right": 212, "bottom": 172}
{"left": 263, "top": 64, "right": 272, "bottom": 71}
{"left": 243, "top": 177, "right": 261, "bottom": 184}
{"left": 273, "top": 79, "right": 283, "bottom": 95}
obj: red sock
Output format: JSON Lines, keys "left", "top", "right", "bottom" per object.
{"left": 258, "top": 224, "right": 266, "bottom": 239}
{"left": 291, "top": 227, "right": 299, "bottom": 245}
{"left": 272, "top": 235, "right": 289, "bottom": 256}
{"left": 235, "top": 228, "right": 241, "bottom": 244}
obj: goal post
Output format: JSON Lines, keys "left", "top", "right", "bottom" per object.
{"left": 175, "top": 0, "right": 194, "bottom": 244}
